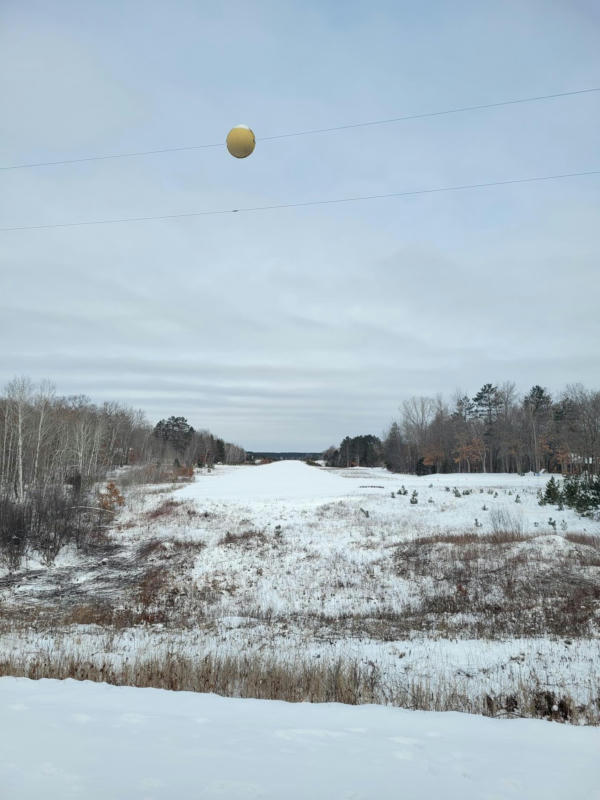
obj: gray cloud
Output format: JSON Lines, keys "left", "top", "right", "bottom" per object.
{"left": 1, "top": 1, "right": 599, "bottom": 449}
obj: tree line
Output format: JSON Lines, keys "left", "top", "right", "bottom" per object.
{"left": 152, "top": 415, "right": 246, "bottom": 468}
{"left": 0, "top": 377, "right": 245, "bottom": 568}
{"left": 326, "top": 382, "right": 599, "bottom": 475}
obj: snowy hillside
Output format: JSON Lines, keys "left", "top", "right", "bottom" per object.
{"left": 1, "top": 677, "right": 599, "bottom": 800}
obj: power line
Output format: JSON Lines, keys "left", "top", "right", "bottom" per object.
{"left": 260, "top": 87, "right": 600, "bottom": 140}
{"left": 1, "top": 87, "right": 598, "bottom": 172}
{"left": 1, "top": 169, "right": 598, "bottom": 232}
{"left": 0, "top": 142, "right": 223, "bottom": 171}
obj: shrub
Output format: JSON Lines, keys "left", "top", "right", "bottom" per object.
{"left": 542, "top": 477, "right": 562, "bottom": 505}
{"left": 98, "top": 482, "right": 125, "bottom": 513}
{"left": 490, "top": 506, "right": 523, "bottom": 537}
{"left": 0, "top": 488, "right": 99, "bottom": 569}
{"left": 0, "top": 497, "right": 30, "bottom": 570}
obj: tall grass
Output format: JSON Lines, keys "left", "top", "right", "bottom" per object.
{"left": 0, "top": 650, "right": 595, "bottom": 724}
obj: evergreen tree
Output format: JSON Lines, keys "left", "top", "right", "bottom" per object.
{"left": 153, "top": 416, "right": 195, "bottom": 456}
{"left": 215, "top": 437, "right": 226, "bottom": 464}
{"left": 472, "top": 384, "right": 501, "bottom": 425}
{"left": 383, "top": 422, "right": 404, "bottom": 472}
{"left": 523, "top": 386, "right": 552, "bottom": 471}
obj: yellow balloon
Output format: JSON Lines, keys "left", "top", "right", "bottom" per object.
{"left": 226, "top": 125, "right": 256, "bottom": 158}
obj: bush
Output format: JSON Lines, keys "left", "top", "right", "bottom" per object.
{"left": 98, "top": 482, "right": 125, "bottom": 513}
{"left": 490, "top": 506, "right": 523, "bottom": 537}
{"left": 0, "top": 488, "right": 100, "bottom": 570}
{"left": 0, "top": 497, "right": 30, "bottom": 570}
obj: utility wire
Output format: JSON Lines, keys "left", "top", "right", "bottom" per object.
{"left": 1, "top": 87, "right": 598, "bottom": 172}
{"left": 260, "top": 87, "right": 600, "bottom": 140}
{"left": 1, "top": 169, "right": 598, "bottom": 232}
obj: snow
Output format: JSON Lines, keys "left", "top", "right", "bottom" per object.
{"left": 177, "top": 460, "right": 355, "bottom": 502}
{"left": 172, "top": 461, "right": 599, "bottom": 535}
{"left": 1, "top": 677, "right": 598, "bottom": 800}
{"left": 3, "top": 461, "right": 600, "bottom": 719}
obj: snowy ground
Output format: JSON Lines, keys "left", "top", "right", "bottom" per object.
{"left": 1, "top": 462, "right": 599, "bottom": 720}
{"left": 1, "top": 677, "right": 599, "bottom": 800}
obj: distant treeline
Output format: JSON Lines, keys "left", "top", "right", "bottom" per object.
{"left": 152, "top": 415, "right": 245, "bottom": 468}
{"left": 247, "top": 452, "right": 322, "bottom": 462}
{"left": 325, "top": 382, "right": 599, "bottom": 475}
{"left": 0, "top": 379, "right": 246, "bottom": 501}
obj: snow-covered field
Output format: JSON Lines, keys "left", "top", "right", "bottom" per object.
{"left": 1, "top": 677, "right": 599, "bottom": 800}
{"left": 1, "top": 461, "right": 599, "bottom": 721}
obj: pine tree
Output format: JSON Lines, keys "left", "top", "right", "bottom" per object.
{"left": 153, "top": 416, "right": 195, "bottom": 456}
{"left": 383, "top": 422, "right": 404, "bottom": 472}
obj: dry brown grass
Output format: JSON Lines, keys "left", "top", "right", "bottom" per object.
{"left": 138, "top": 567, "right": 168, "bottom": 608}
{"left": 64, "top": 603, "right": 117, "bottom": 626}
{"left": 145, "top": 500, "right": 184, "bottom": 520}
{"left": 138, "top": 537, "right": 205, "bottom": 560}
{"left": 394, "top": 531, "right": 600, "bottom": 638}
{"left": 412, "top": 531, "right": 530, "bottom": 547}
{"left": 565, "top": 532, "right": 600, "bottom": 549}
{"left": 0, "top": 651, "right": 595, "bottom": 724}
{"left": 61, "top": 604, "right": 166, "bottom": 628}
{"left": 219, "top": 529, "right": 267, "bottom": 547}
{"left": 169, "top": 539, "right": 205, "bottom": 552}
{"left": 137, "top": 538, "right": 165, "bottom": 559}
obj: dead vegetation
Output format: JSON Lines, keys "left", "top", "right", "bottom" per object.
{"left": 565, "top": 532, "right": 600, "bottom": 549}
{"left": 61, "top": 604, "right": 167, "bottom": 628}
{"left": 409, "top": 530, "right": 531, "bottom": 546}
{"left": 138, "top": 567, "right": 168, "bottom": 608}
{"left": 489, "top": 506, "right": 524, "bottom": 537}
{"left": 115, "top": 464, "right": 195, "bottom": 489}
{"left": 145, "top": 499, "right": 185, "bottom": 520}
{"left": 219, "top": 529, "right": 267, "bottom": 547}
{"left": 0, "top": 651, "right": 596, "bottom": 724}
{"left": 394, "top": 532, "right": 600, "bottom": 638}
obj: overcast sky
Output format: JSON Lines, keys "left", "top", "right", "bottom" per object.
{"left": 1, "top": 1, "right": 599, "bottom": 450}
